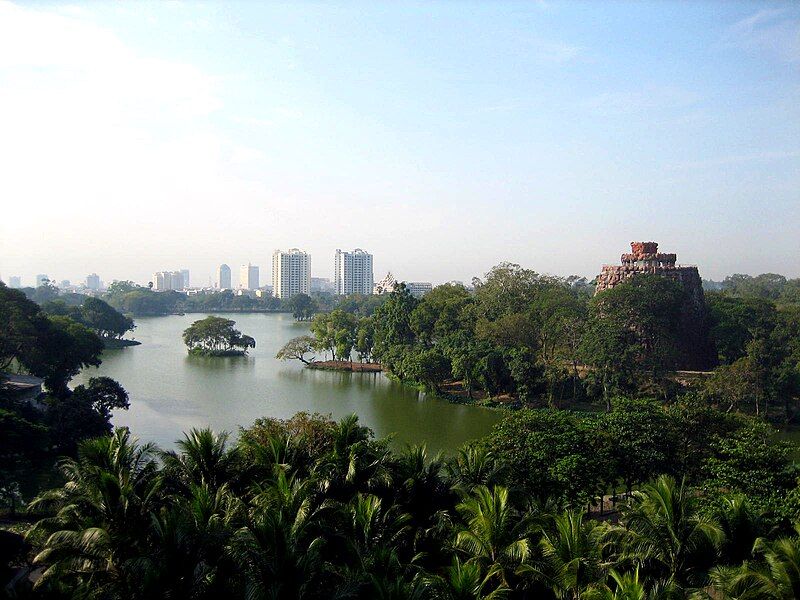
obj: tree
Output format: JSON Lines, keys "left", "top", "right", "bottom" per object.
{"left": 481, "top": 410, "right": 608, "bottom": 507}
{"left": 276, "top": 335, "right": 318, "bottom": 365}
{"left": 537, "top": 510, "right": 609, "bottom": 599}
{"left": 373, "top": 284, "right": 418, "bottom": 357}
{"left": 46, "top": 377, "right": 130, "bottom": 450}
{"left": 28, "top": 429, "right": 160, "bottom": 596}
{"left": 182, "top": 316, "right": 256, "bottom": 356}
{"left": 455, "top": 485, "right": 531, "bottom": 589}
{"left": 80, "top": 297, "right": 135, "bottom": 339}
{"left": 31, "top": 315, "right": 104, "bottom": 397}
{"left": 289, "top": 293, "right": 317, "bottom": 321}
{"left": 614, "top": 476, "right": 722, "bottom": 586}
{"left": 355, "top": 317, "right": 375, "bottom": 363}
{"left": 598, "top": 398, "right": 677, "bottom": 492}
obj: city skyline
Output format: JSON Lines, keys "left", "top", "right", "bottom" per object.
{"left": 1, "top": 1, "right": 798, "bottom": 285}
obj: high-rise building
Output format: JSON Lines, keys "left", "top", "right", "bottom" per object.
{"left": 272, "top": 249, "right": 311, "bottom": 299}
{"left": 180, "top": 269, "right": 190, "bottom": 289}
{"left": 152, "top": 270, "right": 183, "bottom": 291}
{"left": 334, "top": 248, "right": 374, "bottom": 296}
{"left": 153, "top": 271, "right": 169, "bottom": 291}
{"left": 35, "top": 274, "right": 49, "bottom": 288}
{"left": 86, "top": 273, "right": 101, "bottom": 290}
{"left": 240, "top": 263, "right": 259, "bottom": 290}
{"left": 8, "top": 276, "right": 21, "bottom": 288}
{"left": 218, "top": 264, "right": 232, "bottom": 289}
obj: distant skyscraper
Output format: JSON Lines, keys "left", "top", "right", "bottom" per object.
{"left": 272, "top": 249, "right": 311, "bottom": 299}
{"left": 152, "top": 271, "right": 182, "bottom": 291}
{"left": 153, "top": 272, "right": 168, "bottom": 291}
{"left": 86, "top": 273, "right": 101, "bottom": 291}
{"left": 35, "top": 274, "right": 49, "bottom": 288}
{"left": 171, "top": 270, "right": 184, "bottom": 291}
{"left": 180, "top": 269, "right": 190, "bottom": 289}
{"left": 218, "top": 264, "right": 232, "bottom": 289}
{"left": 240, "top": 263, "right": 259, "bottom": 290}
{"left": 60, "top": 280, "right": 71, "bottom": 289}
{"left": 335, "top": 248, "right": 374, "bottom": 296}
{"left": 8, "top": 276, "right": 21, "bottom": 288}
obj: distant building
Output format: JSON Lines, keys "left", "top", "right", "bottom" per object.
{"left": 59, "top": 280, "right": 71, "bottom": 289}
{"left": 218, "top": 264, "right": 232, "bottom": 289}
{"left": 8, "top": 276, "right": 21, "bottom": 288}
{"left": 272, "top": 249, "right": 311, "bottom": 299}
{"left": 35, "top": 274, "right": 49, "bottom": 288}
{"left": 180, "top": 269, "right": 190, "bottom": 289}
{"left": 407, "top": 282, "right": 433, "bottom": 298}
{"left": 373, "top": 272, "right": 398, "bottom": 295}
{"left": 240, "top": 263, "right": 259, "bottom": 290}
{"left": 152, "top": 270, "right": 184, "bottom": 291}
{"left": 86, "top": 273, "right": 101, "bottom": 291}
{"left": 310, "top": 277, "right": 335, "bottom": 294}
{"left": 335, "top": 248, "right": 374, "bottom": 296}
{"left": 256, "top": 285, "right": 274, "bottom": 298}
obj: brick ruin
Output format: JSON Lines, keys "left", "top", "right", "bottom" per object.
{"left": 595, "top": 242, "right": 717, "bottom": 370}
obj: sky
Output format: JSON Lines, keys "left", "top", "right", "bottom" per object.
{"left": 1, "top": 1, "right": 798, "bottom": 288}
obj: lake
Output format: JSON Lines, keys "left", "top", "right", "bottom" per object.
{"left": 75, "top": 313, "right": 503, "bottom": 455}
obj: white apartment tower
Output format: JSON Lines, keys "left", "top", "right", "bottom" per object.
{"left": 335, "top": 248, "right": 374, "bottom": 296}
{"left": 272, "top": 249, "right": 311, "bottom": 299}
{"left": 240, "top": 264, "right": 259, "bottom": 290}
{"left": 86, "top": 273, "right": 101, "bottom": 291}
{"left": 218, "top": 264, "right": 232, "bottom": 289}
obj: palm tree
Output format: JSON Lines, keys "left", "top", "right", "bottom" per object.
{"left": 454, "top": 485, "right": 531, "bottom": 588}
{"left": 423, "top": 557, "right": 509, "bottom": 600}
{"left": 613, "top": 476, "right": 722, "bottom": 587}
{"left": 28, "top": 428, "right": 160, "bottom": 596}
{"left": 161, "top": 428, "right": 237, "bottom": 491}
{"left": 583, "top": 568, "right": 683, "bottom": 600}
{"left": 227, "top": 469, "right": 327, "bottom": 599}
{"left": 715, "top": 495, "right": 767, "bottom": 566}
{"left": 535, "top": 509, "right": 610, "bottom": 599}
{"left": 136, "top": 483, "right": 242, "bottom": 598}
{"left": 315, "top": 415, "right": 392, "bottom": 500}
{"left": 705, "top": 525, "right": 800, "bottom": 599}
{"left": 445, "top": 445, "right": 507, "bottom": 496}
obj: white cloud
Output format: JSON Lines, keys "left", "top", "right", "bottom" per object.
{"left": 723, "top": 8, "right": 800, "bottom": 63}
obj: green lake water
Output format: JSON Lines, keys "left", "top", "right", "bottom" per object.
{"left": 75, "top": 313, "right": 502, "bottom": 454}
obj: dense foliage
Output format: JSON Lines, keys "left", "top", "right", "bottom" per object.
{"left": 8, "top": 410, "right": 800, "bottom": 599}
{"left": 0, "top": 284, "right": 131, "bottom": 514}
{"left": 183, "top": 316, "right": 256, "bottom": 356}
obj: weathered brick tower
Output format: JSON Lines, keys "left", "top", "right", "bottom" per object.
{"left": 595, "top": 242, "right": 716, "bottom": 370}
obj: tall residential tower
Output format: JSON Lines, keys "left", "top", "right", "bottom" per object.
{"left": 334, "top": 248, "right": 373, "bottom": 296}
{"left": 272, "top": 249, "right": 310, "bottom": 299}
{"left": 240, "top": 264, "right": 259, "bottom": 290}
{"left": 218, "top": 264, "right": 232, "bottom": 289}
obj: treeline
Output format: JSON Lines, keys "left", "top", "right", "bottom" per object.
{"left": 290, "top": 263, "right": 800, "bottom": 418}
{"left": 704, "top": 272, "right": 800, "bottom": 304}
{"left": 10, "top": 408, "right": 800, "bottom": 598}
{"left": 0, "top": 284, "right": 131, "bottom": 503}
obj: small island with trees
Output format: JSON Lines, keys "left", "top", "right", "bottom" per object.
{"left": 182, "top": 316, "right": 256, "bottom": 357}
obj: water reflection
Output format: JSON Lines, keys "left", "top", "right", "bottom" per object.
{"left": 76, "top": 313, "right": 502, "bottom": 454}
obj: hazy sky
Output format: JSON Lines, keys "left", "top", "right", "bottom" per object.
{"left": 1, "top": 1, "right": 798, "bottom": 287}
